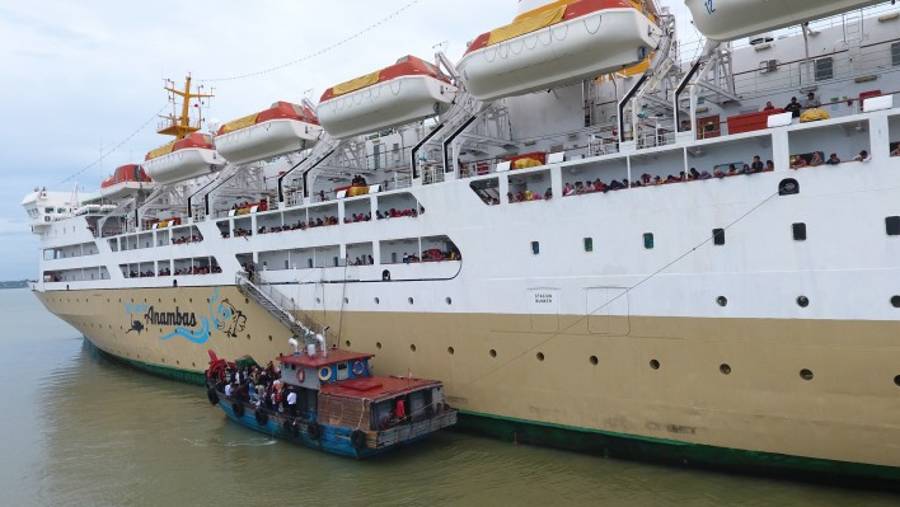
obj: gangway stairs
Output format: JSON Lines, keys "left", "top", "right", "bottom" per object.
{"left": 235, "top": 272, "right": 325, "bottom": 343}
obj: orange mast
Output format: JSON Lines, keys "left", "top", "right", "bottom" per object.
{"left": 157, "top": 75, "right": 214, "bottom": 140}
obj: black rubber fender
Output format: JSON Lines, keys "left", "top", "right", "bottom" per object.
{"left": 307, "top": 421, "right": 322, "bottom": 440}
{"left": 207, "top": 388, "right": 219, "bottom": 406}
{"left": 350, "top": 429, "right": 367, "bottom": 450}
{"left": 255, "top": 409, "right": 268, "bottom": 426}
{"left": 232, "top": 402, "right": 245, "bottom": 418}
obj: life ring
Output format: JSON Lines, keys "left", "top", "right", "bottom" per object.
{"left": 350, "top": 429, "right": 367, "bottom": 450}
{"left": 307, "top": 422, "right": 322, "bottom": 440}
{"left": 232, "top": 402, "right": 245, "bottom": 418}
{"left": 296, "top": 368, "right": 306, "bottom": 383}
{"left": 255, "top": 409, "right": 268, "bottom": 426}
{"left": 351, "top": 360, "right": 365, "bottom": 377}
{"left": 207, "top": 388, "right": 219, "bottom": 406}
{"left": 318, "top": 366, "right": 332, "bottom": 382}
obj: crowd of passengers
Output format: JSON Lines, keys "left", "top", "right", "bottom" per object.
{"left": 348, "top": 255, "right": 376, "bottom": 266}
{"left": 218, "top": 362, "right": 306, "bottom": 416}
{"left": 124, "top": 264, "right": 221, "bottom": 278}
{"left": 393, "top": 247, "right": 461, "bottom": 264}
{"left": 171, "top": 234, "right": 202, "bottom": 245}
{"left": 232, "top": 199, "right": 270, "bottom": 213}
{"left": 221, "top": 208, "right": 423, "bottom": 239}
{"left": 790, "top": 150, "right": 871, "bottom": 169}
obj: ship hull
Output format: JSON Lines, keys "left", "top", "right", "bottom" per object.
{"left": 35, "top": 287, "right": 900, "bottom": 485}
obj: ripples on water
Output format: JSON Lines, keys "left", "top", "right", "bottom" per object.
{"left": 0, "top": 289, "right": 897, "bottom": 506}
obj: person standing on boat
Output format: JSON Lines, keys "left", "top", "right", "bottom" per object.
{"left": 286, "top": 389, "right": 298, "bottom": 416}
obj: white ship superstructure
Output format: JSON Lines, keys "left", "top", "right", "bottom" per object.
{"left": 24, "top": 0, "right": 900, "bottom": 482}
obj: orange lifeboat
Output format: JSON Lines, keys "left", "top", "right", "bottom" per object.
{"left": 214, "top": 101, "right": 323, "bottom": 165}
{"left": 457, "top": 0, "right": 661, "bottom": 101}
{"left": 143, "top": 132, "right": 224, "bottom": 184}
{"left": 318, "top": 56, "right": 457, "bottom": 139}
{"left": 100, "top": 164, "right": 155, "bottom": 198}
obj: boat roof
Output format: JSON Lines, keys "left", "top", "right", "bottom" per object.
{"left": 279, "top": 349, "right": 373, "bottom": 368}
{"left": 320, "top": 375, "right": 440, "bottom": 402}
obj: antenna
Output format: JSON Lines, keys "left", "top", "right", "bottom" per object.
{"left": 157, "top": 75, "right": 215, "bottom": 140}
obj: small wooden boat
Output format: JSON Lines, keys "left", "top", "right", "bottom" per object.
{"left": 205, "top": 345, "right": 457, "bottom": 458}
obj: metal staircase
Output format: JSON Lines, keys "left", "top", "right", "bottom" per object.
{"left": 235, "top": 272, "right": 321, "bottom": 340}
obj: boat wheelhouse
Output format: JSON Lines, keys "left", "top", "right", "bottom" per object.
{"left": 143, "top": 132, "right": 223, "bottom": 184}
{"left": 206, "top": 344, "right": 456, "bottom": 458}
{"left": 214, "top": 101, "right": 322, "bottom": 165}
{"left": 317, "top": 55, "right": 457, "bottom": 139}
{"left": 685, "top": 0, "right": 883, "bottom": 41}
{"left": 100, "top": 164, "right": 154, "bottom": 199}
{"left": 457, "top": 0, "right": 662, "bottom": 101}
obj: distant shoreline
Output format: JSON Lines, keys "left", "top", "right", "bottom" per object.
{"left": 0, "top": 281, "right": 31, "bottom": 290}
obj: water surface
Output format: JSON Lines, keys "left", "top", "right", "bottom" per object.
{"left": 0, "top": 288, "right": 896, "bottom": 506}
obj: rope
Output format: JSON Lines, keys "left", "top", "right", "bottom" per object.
{"left": 57, "top": 104, "right": 167, "bottom": 185}
{"left": 199, "top": 0, "right": 427, "bottom": 83}
{"left": 463, "top": 187, "right": 783, "bottom": 387}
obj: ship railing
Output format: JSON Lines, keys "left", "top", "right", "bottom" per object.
{"left": 457, "top": 139, "right": 619, "bottom": 179}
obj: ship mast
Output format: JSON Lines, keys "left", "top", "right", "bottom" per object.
{"left": 158, "top": 75, "right": 214, "bottom": 140}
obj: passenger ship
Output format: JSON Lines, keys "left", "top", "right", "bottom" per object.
{"left": 22, "top": 0, "right": 900, "bottom": 482}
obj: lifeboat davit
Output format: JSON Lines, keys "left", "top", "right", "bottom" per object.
{"left": 457, "top": 0, "right": 662, "bottom": 102}
{"left": 214, "top": 101, "right": 323, "bottom": 165}
{"left": 318, "top": 55, "right": 457, "bottom": 139}
{"left": 685, "top": 0, "right": 883, "bottom": 42}
{"left": 100, "top": 164, "right": 155, "bottom": 199}
{"left": 143, "top": 133, "right": 224, "bottom": 185}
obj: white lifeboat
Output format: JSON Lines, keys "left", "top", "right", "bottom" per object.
{"left": 457, "top": 0, "right": 662, "bottom": 102}
{"left": 317, "top": 55, "right": 457, "bottom": 139}
{"left": 100, "top": 164, "right": 155, "bottom": 199}
{"left": 143, "top": 133, "right": 224, "bottom": 185}
{"left": 214, "top": 102, "right": 323, "bottom": 165}
{"left": 685, "top": 0, "right": 883, "bottom": 42}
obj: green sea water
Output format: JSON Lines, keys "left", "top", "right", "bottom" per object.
{"left": 0, "top": 288, "right": 897, "bottom": 506}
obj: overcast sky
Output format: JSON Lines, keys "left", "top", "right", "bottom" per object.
{"left": 0, "top": 0, "right": 693, "bottom": 279}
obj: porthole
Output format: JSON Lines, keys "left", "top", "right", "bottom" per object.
{"left": 796, "top": 295, "right": 809, "bottom": 308}
{"left": 649, "top": 359, "right": 660, "bottom": 370}
{"left": 410, "top": 344, "right": 417, "bottom": 352}
{"left": 376, "top": 342, "right": 382, "bottom": 350}
{"left": 536, "top": 352, "right": 545, "bottom": 362}
{"left": 345, "top": 340, "right": 351, "bottom": 347}
{"left": 192, "top": 362, "right": 196, "bottom": 368}
{"left": 800, "top": 369, "right": 814, "bottom": 381}
{"left": 246, "top": 334, "right": 251, "bottom": 340}
{"left": 408, "top": 297, "right": 414, "bottom": 305}
{"left": 720, "top": 363, "right": 732, "bottom": 375}
{"left": 716, "top": 296, "right": 728, "bottom": 307}
{"left": 447, "top": 346, "right": 455, "bottom": 355}
{"left": 445, "top": 297, "right": 452, "bottom": 305}
{"left": 268, "top": 335, "right": 273, "bottom": 342}
{"left": 344, "top": 297, "right": 349, "bottom": 304}
{"left": 489, "top": 349, "right": 497, "bottom": 358}
{"left": 315, "top": 297, "right": 321, "bottom": 304}
{"left": 891, "top": 295, "right": 900, "bottom": 308}
{"left": 245, "top": 298, "right": 249, "bottom": 304}
{"left": 374, "top": 297, "right": 380, "bottom": 304}
{"left": 176, "top": 360, "right": 180, "bottom": 365}
{"left": 894, "top": 375, "right": 900, "bottom": 387}
{"left": 589, "top": 355, "right": 599, "bottom": 366}
{"left": 779, "top": 178, "right": 799, "bottom": 196}
{"left": 189, "top": 298, "right": 193, "bottom": 303}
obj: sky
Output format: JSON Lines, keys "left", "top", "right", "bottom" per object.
{"left": 0, "top": 0, "right": 693, "bottom": 280}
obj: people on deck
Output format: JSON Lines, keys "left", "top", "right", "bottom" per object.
{"left": 785, "top": 97, "right": 802, "bottom": 118}
{"left": 826, "top": 153, "right": 841, "bottom": 165}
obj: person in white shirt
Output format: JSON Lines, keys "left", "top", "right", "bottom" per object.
{"left": 224, "top": 383, "right": 233, "bottom": 398}
{"left": 286, "top": 390, "right": 298, "bottom": 416}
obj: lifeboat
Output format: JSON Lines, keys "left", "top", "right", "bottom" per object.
{"left": 457, "top": 0, "right": 662, "bottom": 102}
{"left": 100, "top": 164, "right": 155, "bottom": 198}
{"left": 318, "top": 55, "right": 457, "bottom": 139}
{"left": 214, "top": 101, "right": 323, "bottom": 165}
{"left": 143, "top": 132, "right": 224, "bottom": 185}
{"left": 685, "top": 0, "right": 882, "bottom": 42}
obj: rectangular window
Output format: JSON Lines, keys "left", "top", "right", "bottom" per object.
{"left": 892, "top": 42, "right": 900, "bottom": 67}
{"left": 531, "top": 241, "right": 540, "bottom": 255}
{"left": 643, "top": 233, "right": 654, "bottom": 249}
{"left": 583, "top": 237, "right": 593, "bottom": 252}
{"left": 814, "top": 57, "right": 833, "bottom": 81}
{"left": 792, "top": 223, "right": 807, "bottom": 241}
{"left": 886, "top": 216, "right": 900, "bottom": 236}
{"left": 712, "top": 228, "right": 725, "bottom": 246}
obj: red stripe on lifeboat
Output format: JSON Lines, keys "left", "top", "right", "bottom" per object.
{"left": 465, "top": 0, "right": 633, "bottom": 54}
{"left": 319, "top": 55, "right": 451, "bottom": 103}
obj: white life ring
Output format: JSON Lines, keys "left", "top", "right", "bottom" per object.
{"left": 351, "top": 360, "right": 365, "bottom": 376}
{"left": 318, "top": 366, "right": 332, "bottom": 382}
